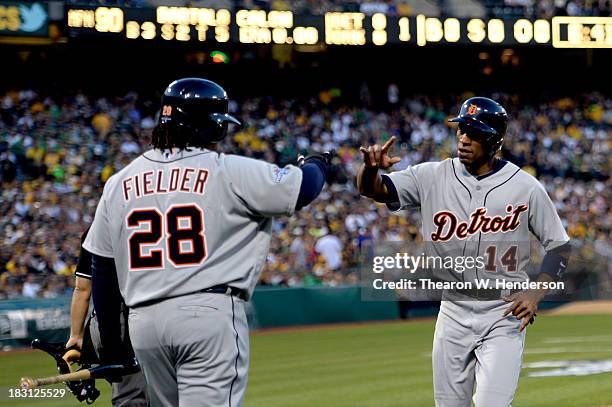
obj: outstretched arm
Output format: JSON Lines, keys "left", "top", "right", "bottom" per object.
{"left": 296, "top": 161, "right": 326, "bottom": 210}
{"left": 357, "top": 136, "right": 401, "bottom": 202}
{"left": 295, "top": 151, "right": 334, "bottom": 210}
{"left": 357, "top": 165, "right": 393, "bottom": 202}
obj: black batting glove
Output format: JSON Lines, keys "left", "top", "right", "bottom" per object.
{"left": 297, "top": 150, "right": 336, "bottom": 167}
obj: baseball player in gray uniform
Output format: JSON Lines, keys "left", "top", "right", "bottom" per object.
{"left": 358, "top": 97, "right": 570, "bottom": 406}
{"left": 83, "top": 78, "right": 332, "bottom": 406}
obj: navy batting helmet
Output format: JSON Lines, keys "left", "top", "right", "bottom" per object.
{"left": 449, "top": 97, "right": 508, "bottom": 155}
{"left": 155, "top": 78, "right": 240, "bottom": 148}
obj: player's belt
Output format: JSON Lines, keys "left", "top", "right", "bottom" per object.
{"left": 201, "top": 285, "right": 247, "bottom": 300}
{"left": 134, "top": 285, "right": 248, "bottom": 308}
{"left": 450, "top": 287, "right": 522, "bottom": 301}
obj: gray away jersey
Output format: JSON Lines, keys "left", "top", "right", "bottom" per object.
{"left": 83, "top": 148, "right": 302, "bottom": 307}
{"left": 384, "top": 158, "right": 569, "bottom": 283}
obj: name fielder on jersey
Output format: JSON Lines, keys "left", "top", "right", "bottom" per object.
{"left": 122, "top": 167, "right": 209, "bottom": 201}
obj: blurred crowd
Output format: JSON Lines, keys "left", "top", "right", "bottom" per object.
{"left": 0, "top": 88, "right": 610, "bottom": 298}
{"left": 498, "top": 0, "right": 611, "bottom": 18}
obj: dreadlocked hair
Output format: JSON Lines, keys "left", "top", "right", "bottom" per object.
{"left": 151, "top": 122, "right": 208, "bottom": 151}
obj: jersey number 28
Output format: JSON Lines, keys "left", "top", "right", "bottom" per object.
{"left": 126, "top": 204, "right": 206, "bottom": 270}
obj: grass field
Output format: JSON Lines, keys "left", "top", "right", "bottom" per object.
{"left": 1, "top": 314, "right": 612, "bottom": 406}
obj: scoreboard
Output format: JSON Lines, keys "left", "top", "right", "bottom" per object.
{"left": 6, "top": 5, "right": 597, "bottom": 49}
{"left": 0, "top": 1, "right": 609, "bottom": 48}
{"left": 64, "top": 6, "right": 612, "bottom": 48}
{"left": 64, "top": 6, "right": 612, "bottom": 49}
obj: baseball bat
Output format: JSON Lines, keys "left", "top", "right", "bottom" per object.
{"left": 19, "top": 363, "right": 137, "bottom": 390}
{"left": 20, "top": 369, "right": 91, "bottom": 389}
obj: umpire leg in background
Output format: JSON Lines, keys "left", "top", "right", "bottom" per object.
{"left": 88, "top": 302, "right": 149, "bottom": 407}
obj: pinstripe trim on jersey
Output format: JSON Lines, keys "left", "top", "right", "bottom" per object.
{"left": 451, "top": 160, "right": 472, "bottom": 200}
{"left": 475, "top": 159, "right": 508, "bottom": 180}
{"left": 228, "top": 295, "right": 240, "bottom": 407}
{"left": 75, "top": 271, "right": 92, "bottom": 279}
{"left": 482, "top": 168, "right": 522, "bottom": 207}
{"left": 142, "top": 150, "right": 213, "bottom": 164}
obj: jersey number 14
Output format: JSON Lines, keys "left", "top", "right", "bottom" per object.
{"left": 126, "top": 204, "right": 206, "bottom": 270}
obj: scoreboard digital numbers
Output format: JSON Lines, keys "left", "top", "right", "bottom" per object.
{"left": 65, "top": 6, "right": 612, "bottom": 49}
{"left": 552, "top": 16, "right": 612, "bottom": 48}
{"left": 67, "top": 6, "right": 319, "bottom": 45}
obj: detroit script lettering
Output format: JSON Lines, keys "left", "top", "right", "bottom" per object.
{"left": 431, "top": 204, "right": 528, "bottom": 241}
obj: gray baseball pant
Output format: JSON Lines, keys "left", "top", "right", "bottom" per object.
{"left": 432, "top": 299, "right": 526, "bottom": 407}
{"left": 128, "top": 291, "right": 249, "bottom": 407}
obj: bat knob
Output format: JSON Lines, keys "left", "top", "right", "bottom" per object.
{"left": 20, "top": 377, "right": 34, "bottom": 390}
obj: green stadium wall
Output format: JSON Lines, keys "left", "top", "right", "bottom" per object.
{"left": 0, "top": 286, "right": 419, "bottom": 349}
{"left": 0, "top": 285, "right": 571, "bottom": 349}
{"left": 248, "top": 286, "right": 401, "bottom": 329}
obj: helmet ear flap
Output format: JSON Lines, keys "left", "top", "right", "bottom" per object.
{"left": 197, "top": 119, "right": 228, "bottom": 143}
{"left": 486, "top": 135, "right": 504, "bottom": 157}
